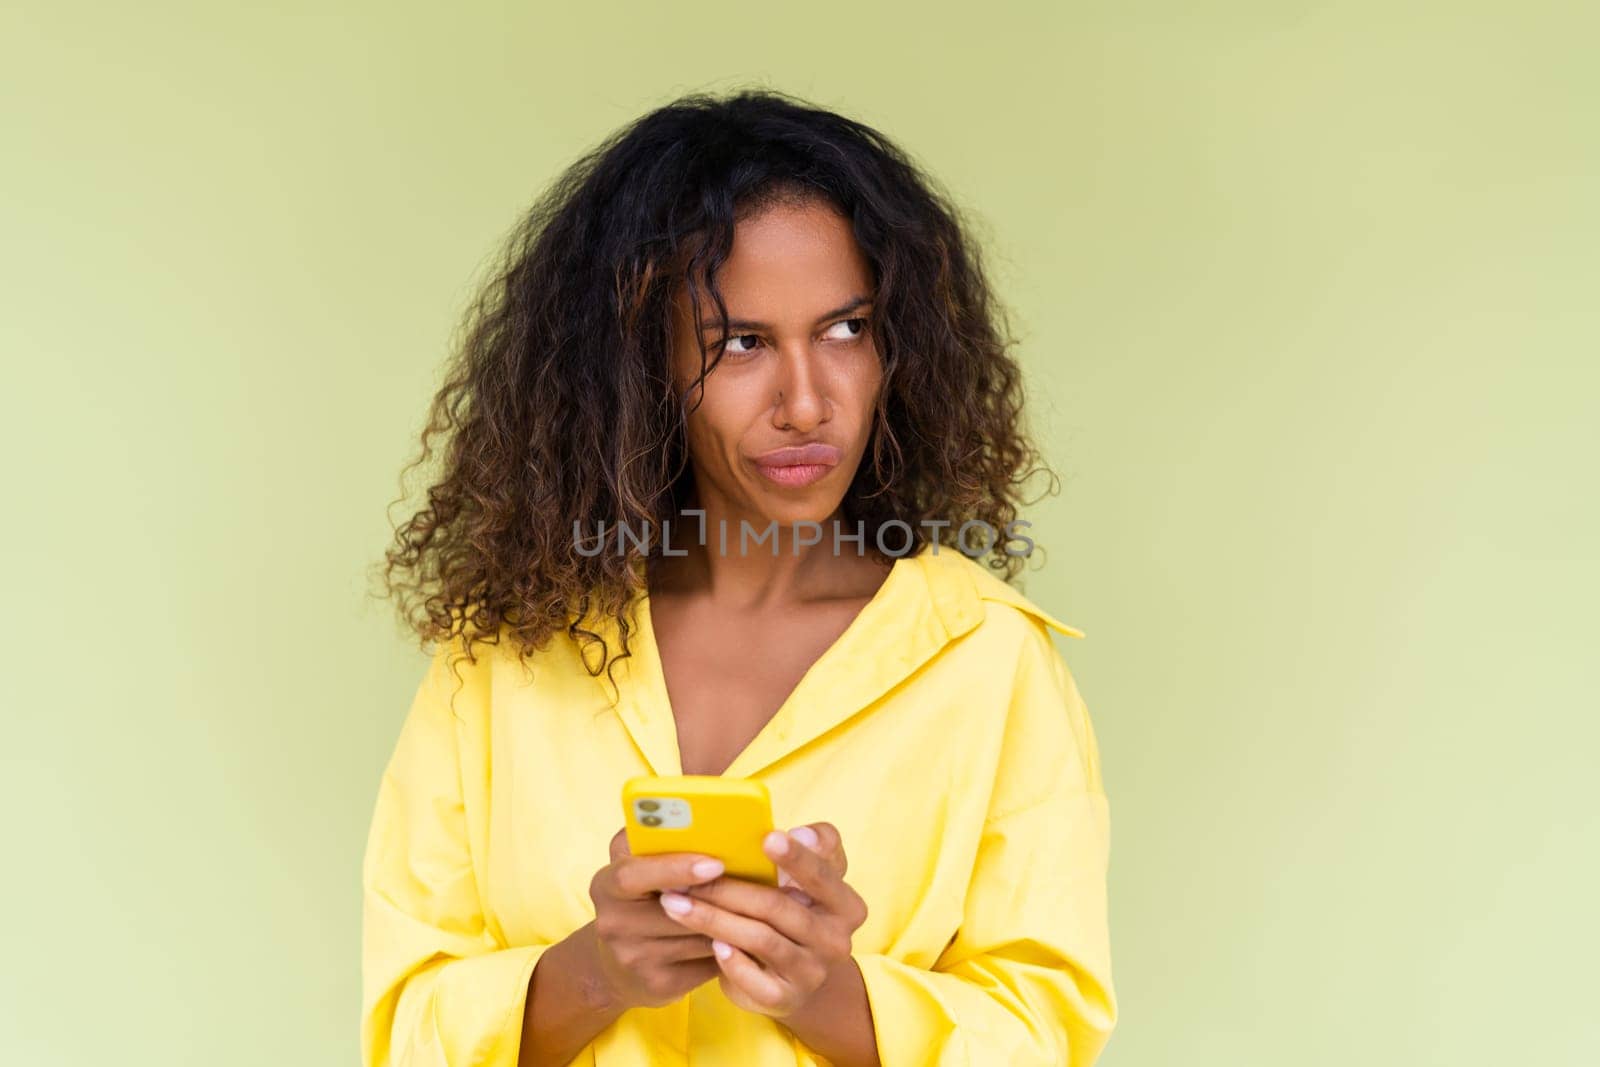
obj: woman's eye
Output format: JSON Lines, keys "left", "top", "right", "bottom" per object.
{"left": 826, "top": 317, "right": 868, "bottom": 341}
{"left": 720, "top": 333, "right": 763, "bottom": 356}
{"left": 715, "top": 318, "right": 868, "bottom": 356}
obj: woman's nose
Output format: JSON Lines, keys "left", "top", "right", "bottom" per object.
{"left": 773, "top": 348, "right": 829, "bottom": 430}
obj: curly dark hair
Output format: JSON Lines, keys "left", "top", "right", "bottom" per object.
{"left": 371, "top": 86, "right": 1061, "bottom": 688}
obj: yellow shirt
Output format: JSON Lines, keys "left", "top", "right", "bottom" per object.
{"left": 361, "top": 542, "right": 1117, "bottom": 1066}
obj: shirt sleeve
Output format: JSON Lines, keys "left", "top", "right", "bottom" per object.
{"left": 360, "top": 642, "right": 553, "bottom": 1067}
{"left": 852, "top": 617, "right": 1118, "bottom": 1066}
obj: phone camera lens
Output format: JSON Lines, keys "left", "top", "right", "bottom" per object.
{"left": 639, "top": 799, "right": 660, "bottom": 812}
{"left": 641, "top": 814, "right": 662, "bottom": 827}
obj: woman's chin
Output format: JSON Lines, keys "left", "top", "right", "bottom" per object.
{"left": 733, "top": 497, "right": 847, "bottom": 547}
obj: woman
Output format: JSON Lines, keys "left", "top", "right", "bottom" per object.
{"left": 363, "top": 88, "right": 1117, "bottom": 1067}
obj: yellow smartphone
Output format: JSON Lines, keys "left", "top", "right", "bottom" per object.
{"left": 621, "top": 774, "right": 779, "bottom": 887}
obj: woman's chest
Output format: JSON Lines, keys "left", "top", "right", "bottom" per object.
{"left": 475, "top": 660, "right": 1006, "bottom": 960}
{"left": 655, "top": 602, "right": 868, "bottom": 777}
{"left": 658, "top": 641, "right": 822, "bottom": 778}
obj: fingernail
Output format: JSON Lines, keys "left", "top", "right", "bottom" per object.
{"left": 712, "top": 939, "right": 731, "bottom": 960}
{"left": 691, "top": 858, "right": 724, "bottom": 879}
{"left": 790, "top": 826, "right": 819, "bottom": 849}
{"left": 764, "top": 830, "right": 789, "bottom": 856}
{"left": 660, "top": 891, "right": 692, "bottom": 916}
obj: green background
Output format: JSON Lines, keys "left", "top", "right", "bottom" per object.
{"left": 3, "top": 2, "right": 1595, "bottom": 1064}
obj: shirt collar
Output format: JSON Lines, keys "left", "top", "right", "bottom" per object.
{"left": 585, "top": 542, "right": 1082, "bottom": 779}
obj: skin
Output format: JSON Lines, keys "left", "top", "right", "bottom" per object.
{"left": 518, "top": 197, "right": 885, "bottom": 1066}
{"left": 650, "top": 195, "right": 895, "bottom": 782}
{"left": 664, "top": 193, "right": 884, "bottom": 552}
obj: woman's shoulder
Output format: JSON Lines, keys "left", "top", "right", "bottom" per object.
{"left": 913, "top": 546, "right": 1086, "bottom": 644}
{"left": 421, "top": 612, "right": 609, "bottom": 699}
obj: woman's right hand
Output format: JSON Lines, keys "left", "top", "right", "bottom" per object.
{"left": 587, "top": 827, "right": 727, "bottom": 1009}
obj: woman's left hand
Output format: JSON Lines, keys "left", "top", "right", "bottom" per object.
{"left": 657, "top": 821, "right": 868, "bottom": 1018}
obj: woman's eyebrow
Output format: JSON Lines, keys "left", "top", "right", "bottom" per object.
{"left": 698, "top": 294, "right": 873, "bottom": 332}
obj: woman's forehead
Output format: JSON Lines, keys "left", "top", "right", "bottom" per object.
{"left": 673, "top": 206, "right": 872, "bottom": 323}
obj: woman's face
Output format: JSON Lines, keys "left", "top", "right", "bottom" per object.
{"left": 668, "top": 197, "right": 882, "bottom": 534}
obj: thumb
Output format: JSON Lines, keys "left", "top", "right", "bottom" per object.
{"left": 609, "top": 826, "right": 632, "bottom": 864}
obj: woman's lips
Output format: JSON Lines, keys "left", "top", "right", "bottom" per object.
{"left": 756, "top": 462, "right": 834, "bottom": 488}
{"left": 752, "top": 442, "right": 842, "bottom": 489}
